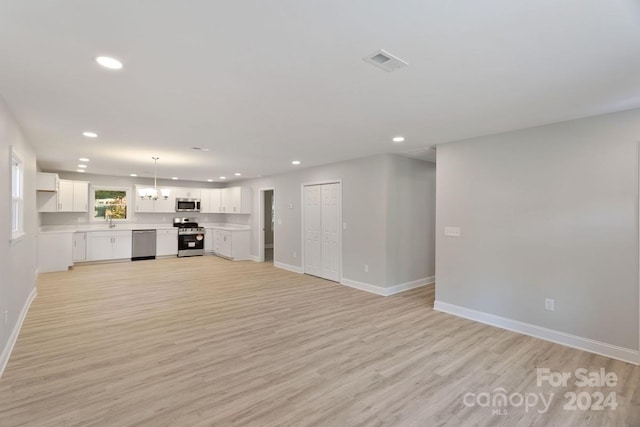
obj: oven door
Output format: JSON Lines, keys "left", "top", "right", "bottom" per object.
{"left": 178, "top": 233, "right": 204, "bottom": 250}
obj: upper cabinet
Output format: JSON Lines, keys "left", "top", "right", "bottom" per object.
{"left": 221, "top": 187, "right": 252, "bottom": 214}
{"left": 36, "top": 172, "right": 59, "bottom": 192}
{"left": 201, "top": 188, "right": 222, "bottom": 213}
{"left": 175, "top": 188, "right": 201, "bottom": 199}
{"left": 134, "top": 185, "right": 176, "bottom": 213}
{"left": 201, "top": 187, "right": 251, "bottom": 214}
{"left": 37, "top": 174, "right": 88, "bottom": 212}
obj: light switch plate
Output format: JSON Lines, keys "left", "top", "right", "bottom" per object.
{"left": 444, "top": 226, "right": 461, "bottom": 237}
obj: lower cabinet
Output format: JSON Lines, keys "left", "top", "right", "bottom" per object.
{"left": 204, "top": 228, "right": 214, "bottom": 252}
{"left": 38, "top": 232, "right": 73, "bottom": 273}
{"left": 73, "top": 232, "right": 86, "bottom": 262}
{"left": 156, "top": 229, "right": 178, "bottom": 256}
{"left": 87, "top": 231, "right": 132, "bottom": 261}
{"left": 212, "top": 228, "right": 250, "bottom": 260}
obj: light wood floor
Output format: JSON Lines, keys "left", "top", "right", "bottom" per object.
{"left": 0, "top": 256, "right": 639, "bottom": 426}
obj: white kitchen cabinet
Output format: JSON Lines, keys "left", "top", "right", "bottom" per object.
{"left": 73, "top": 232, "right": 86, "bottom": 262}
{"left": 221, "top": 187, "right": 252, "bottom": 214}
{"left": 73, "top": 181, "right": 89, "bottom": 212}
{"left": 212, "top": 228, "right": 250, "bottom": 260}
{"left": 156, "top": 229, "right": 178, "bottom": 256}
{"left": 88, "top": 231, "right": 132, "bottom": 261}
{"left": 45, "top": 179, "right": 89, "bottom": 213}
{"left": 154, "top": 192, "right": 176, "bottom": 213}
{"left": 38, "top": 232, "right": 73, "bottom": 272}
{"left": 58, "top": 180, "right": 74, "bottom": 211}
{"left": 135, "top": 185, "right": 176, "bottom": 213}
{"left": 175, "top": 188, "right": 201, "bottom": 199}
{"left": 201, "top": 188, "right": 222, "bottom": 213}
{"left": 36, "top": 173, "right": 59, "bottom": 192}
{"left": 204, "top": 228, "right": 214, "bottom": 252}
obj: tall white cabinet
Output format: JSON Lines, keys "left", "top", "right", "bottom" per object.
{"left": 303, "top": 183, "right": 341, "bottom": 282}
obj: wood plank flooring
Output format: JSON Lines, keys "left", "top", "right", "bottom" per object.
{"left": 0, "top": 256, "right": 639, "bottom": 426}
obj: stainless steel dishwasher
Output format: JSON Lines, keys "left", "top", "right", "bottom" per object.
{"left": 132, "top": 229, "right": 157, "bottom": 261}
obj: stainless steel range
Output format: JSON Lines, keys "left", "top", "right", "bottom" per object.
{"left": 174, "top": 217, "right": 205, "bottom": 257}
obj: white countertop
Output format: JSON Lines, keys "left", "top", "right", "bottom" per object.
{"left": 39, "top": 223, "right": 251, "bottom": 234}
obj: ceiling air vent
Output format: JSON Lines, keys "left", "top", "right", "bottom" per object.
{"left": 363, "top": 49, "right": 408, "bottom": 72}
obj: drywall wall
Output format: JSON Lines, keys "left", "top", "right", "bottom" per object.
{"left": 239, "top": 154, "right": 390, "bottom": 286}
{"left": 386, "top": 155, "right": 436, "bottom": 286}
{"left": 0, "top": 96, "right": 37, "bottom": 373}
{"left": 237, "top": 153, "right": 436, "bottom": 288}
{"left": 436, "top": 108, "right": 640, "bottom": 351}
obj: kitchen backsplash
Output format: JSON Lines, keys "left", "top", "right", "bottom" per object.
{"left": 39, "top": 212, "right": 250, "bottom": 226}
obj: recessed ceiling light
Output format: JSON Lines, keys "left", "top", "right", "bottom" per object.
{"left": 171, "top": 177, "right": 178, "bottom": 180}
{"left": 234, "top": 172, "right": 242, "bottom": 176}
{"left": 291, "top": 160, "right": 301, "bottom": 165}
{"left": 77, "top": 164, "right": 87, "bottom": 168}
{"left": 207, "top": 179, "right": 213, "bottom": 182}
{"left": 392, "top": 136, "right": 405, "bottom": 143}
{"left": 76, "top": 169, "right": 85, "bottom": 173}
{"left": 79, "top": 157, "right": 90, "bottom": 162}
{"left": 83, "top": 131, "right": 98, "bottom": 138}
{"left": 219, "top": 176, "right": 226, "bottom": 180}
{"left": 96, "top": 56, "right": 123, "bottom": 70}
{"left": 130, "top": 173, "right": 137, "bottom": 177}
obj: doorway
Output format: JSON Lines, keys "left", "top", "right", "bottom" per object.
{"left": 302, "top": 181, "right": 341, "bottom": 282}
{"left": 259, "top": 188, "right": 275, "bottom": 263}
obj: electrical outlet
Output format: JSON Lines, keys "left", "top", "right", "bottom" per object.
{"left": 364, "top": 264, "right": 369, "bottom": 273}
{"left": 293, "top": 251, "right": 297, "bottom": 258}
{"left": 545, "top": 298, "right": 555, "bottom": 311}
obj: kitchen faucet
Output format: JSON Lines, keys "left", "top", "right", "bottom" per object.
{"left": 106, "top": 213, "right": 115, "bottom": 228}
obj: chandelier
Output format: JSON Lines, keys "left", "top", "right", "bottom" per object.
{"left": 138, "top": 156, "right": 170, "bottom": 200}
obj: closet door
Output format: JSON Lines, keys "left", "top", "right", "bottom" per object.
{"left": 304, "top": 185, "right": 322, "bottom": 277}
{"left": 321, "top": 183, "right": 340, "bottom": 281}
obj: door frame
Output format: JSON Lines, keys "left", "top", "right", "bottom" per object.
{"left": 258, "top": 187, "right": 275, "bottom": 262}
{"left": 301, "top": 180, "right": 343, "bottom": 282}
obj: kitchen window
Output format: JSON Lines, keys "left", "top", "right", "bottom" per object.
{"left": 11, "top": 149, "right": 24, "bottom": 240}
{"left": 92, "top": 187, "right": 130, "bottom": 222}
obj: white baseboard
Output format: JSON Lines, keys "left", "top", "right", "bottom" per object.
{"left": 386, "top": 276, "right": 435, "bottom": 295}
{"left": 341, "top": 276, "right": 434, "bottom": 297}
{"left": 341, "top": 278, "right": 388, "bottom": 296}
{"left": 250, "top": 255, "right": 261, "bottom": 262}
{"left": 274, "top": 261, "right": 303, "bottom": 274}
{"left": 0, "top": 287, "right": 37, "bottom": 379}
{"left": 434, "top": 300, "right": 640, "bottom": 366}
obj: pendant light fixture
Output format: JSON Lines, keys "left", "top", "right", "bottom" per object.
{"left": 149, "top": 156, "right": 159, "bottom": 200}
{"left": 138, "top": 156, "right": 170, "bottom": 200}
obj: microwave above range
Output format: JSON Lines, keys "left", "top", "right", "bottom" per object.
{"left": 176, "top": 198, "right": 201, "bottom": 212}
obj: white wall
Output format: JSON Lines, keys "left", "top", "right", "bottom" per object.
{"left": 386, "top": 155, "right": 436, "bottom": 285}
{"left": 0, "top": 96, "right": 37, "bottom": 371}
{"left": 238, "top": 154, "right": 436, "bottom": 288}
{"left": 435, "top": 108, "right": 640, "bottom": 352}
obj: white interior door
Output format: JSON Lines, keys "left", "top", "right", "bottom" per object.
{"left": 304, "top": 185, "right": 322, "bottom": 277}
{"left": 321, "top": 183, "right": 340, "bottom": 281}
{"left": 303, "top": 182, "right": 341, "bottom": 282}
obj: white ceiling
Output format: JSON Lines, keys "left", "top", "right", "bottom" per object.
{"left": 1, "top": 1, "right": 640, "bottom": 183}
